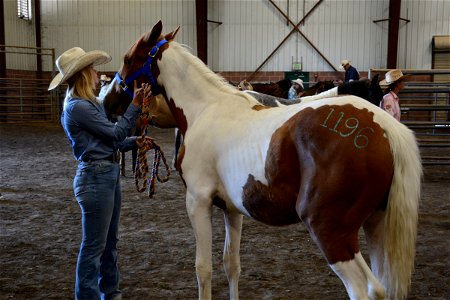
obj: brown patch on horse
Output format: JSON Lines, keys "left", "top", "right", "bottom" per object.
{"left": 213, "top": 196, "right": 227, "bottom": 210}
{"left": 251, "top": 104, "right": 272, "bottom": 111}
{"left": 176, "top": 143, "right": 186, "bottom": 185}
{"left": 243, "top": 104, "right": 394, "bottom": 263}
{"left": 242, "top": 119, "right": 302, "bottom": 226}
{"left": 166, "top": 97, "right": 188, "bottom": 135}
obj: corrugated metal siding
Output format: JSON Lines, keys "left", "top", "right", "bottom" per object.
{"left": 3, "top": 0, "right": 37, "bottom": 70}
{"left": 36, "top": 0, "right": 196, "bottom": 73}
{"left": 398, "top": 0, "right": 450, "bottom": 69}
{"left": 208, "top": 0, "right": 392, "bottom": 72}
{"left": 3, "top": 0, "right": 450, "bottom": 73}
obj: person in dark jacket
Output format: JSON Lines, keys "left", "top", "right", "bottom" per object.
{"left": 340, "top": 59, "right": 360, "bottom": 82}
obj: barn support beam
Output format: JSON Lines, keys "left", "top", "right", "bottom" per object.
{"left": 269, "top": 0, "right": 336, "bottom": 71}
{"left": 387, "top": 0, "right": 402, "bottom": 68}
{"left": 249, "top": 0, "right": 336, "bottom": 81}
{"left": 195, "top": 0, "right": 207, "bottom": 64}
{"left": 0, "top": 0, "right": 6, "bottom": 78}
{"left": 34, "top": 0, "right": 43, "bottom": 76}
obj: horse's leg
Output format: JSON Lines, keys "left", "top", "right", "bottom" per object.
{"left": 120, "top": 151, "right": 126, "bottom": 176}
{"left": 131, "top": 148, "right": 137, "bottom": 174}
{"left": 330, "top": 252, "right": 385, "bottom": 300}
{"left": 186, "top": 191, "right": 213, "bottom": 300}
{"left": 296, "top": 190, "right": 384, "bottom": 299}
{"left": 362, "top": 211, "right": 388, "bottom": 299}
{"left": 172, "top": 128, "right": 182, "bottom": 169}
{"left": 222, "top": 211, "right": 243, "bottom": 300}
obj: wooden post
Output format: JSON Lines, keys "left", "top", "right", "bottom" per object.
{"left": 387, "top": 0, "right": 401, "bottom": 68}
{"left": 195, "top": 0, "right": 207, "bottom": 64}
{"left": 0, "top": 0, "right": 6, "bottom": 78}
{"left": 34, "top": 0, "right": 43, "bottom": 77}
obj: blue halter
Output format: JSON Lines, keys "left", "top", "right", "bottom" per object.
{"left": 114, "top": 39, "right": 168, "bottom": 98}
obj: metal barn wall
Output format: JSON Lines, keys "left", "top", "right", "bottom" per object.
{"left": 208, "top": 0, "right": 450, "bottom": 72}
{"left": 3, "top": 0, "right": 450, "bottom": 73}
{"left": 4, "top": 0, "right": 197, "bottom": 73}
{"left": 3, "top": 0, "right": 38, "bottom": 70}
{"left": 208, "top": 0, "right": 390, "bottom": 72}
{"left": 398, "top": 0, "right": 450, "bottom": 69}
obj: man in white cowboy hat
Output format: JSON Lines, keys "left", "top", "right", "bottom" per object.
{"left": 99, "top": 74, "right": 112, "bottom": 100}
{"left": 288, "top": 78, "right": 304, "bottom": 100}
{"left": 100, "top": 74, "right": 111, "bottom": 86}
{"left": 379, "top": 69, "right": 408, "bottom": 121}
{"left": 49, "top": 46, "right": 153, "bottom": 300}
{"left": 339, "top": 59, "right": 359, "bottom": 82}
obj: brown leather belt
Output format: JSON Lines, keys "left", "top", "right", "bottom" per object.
{"left": 82, "top": 151, "right": 120, "bottom": 163}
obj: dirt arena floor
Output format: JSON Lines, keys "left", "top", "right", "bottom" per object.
{"left": 0, "top": 124, "right": 449, "bottom": 300}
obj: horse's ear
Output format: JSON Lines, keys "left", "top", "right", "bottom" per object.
{"left": 165, "top": 26, "right": 181, "bottom": 41}
{"left": 370, "top": 74, "right": 380, "bottom": 87}
{"left": 144, "top": 20, "right": 163, "bottom": 44}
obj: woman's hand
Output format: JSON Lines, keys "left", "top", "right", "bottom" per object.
{"left": 136, "top": 136, "right": 154, "bottom": 149}
{"left": 131, "top": 81, "right": 152, "bottom": 107}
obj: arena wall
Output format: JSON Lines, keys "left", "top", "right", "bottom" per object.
{"left": 3, "top": 0, "right": 450, "bottom": 74}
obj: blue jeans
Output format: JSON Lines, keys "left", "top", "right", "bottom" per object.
{"left": 74, "top": 161, "right": 122, "bottom": 300}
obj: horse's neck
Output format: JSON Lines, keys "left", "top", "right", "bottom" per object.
{"left": 160, "top": 48, "right": 212, "bottom": 103}
{"left": 158, "top": 45, "right": 250, "bottom": 121}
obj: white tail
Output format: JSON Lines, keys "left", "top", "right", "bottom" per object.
{"left": 378, "top": 117, "right": 422, "bottom": 299}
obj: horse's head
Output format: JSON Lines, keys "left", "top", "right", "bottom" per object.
{"left": 367, "top": 74, "right": 383, "bottom": 106}
{"left": 102, "top": 20, "right": 180, "bottom": 127}
{"left": 238, "top": 80, "right": 253, "bottom": 91}
{"left": 276, "top": 79, "right": 292, "bottom": 91}
{"left": 317, "top": 80, "right": 335, "bottom": 93}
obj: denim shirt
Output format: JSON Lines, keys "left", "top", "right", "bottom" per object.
{"left": 288, "top": 86, "right": 298, "bottom": 100}
{"left": 61, "top": 97, "right": 141, "bottom": 161}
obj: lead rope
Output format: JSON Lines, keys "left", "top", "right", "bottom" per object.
{"left": 134, "top": 95, "right": 171, "bottom": 198}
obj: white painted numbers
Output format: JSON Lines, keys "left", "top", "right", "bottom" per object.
{"left": 321, "top": 108, "right": 375, "bottom": 149}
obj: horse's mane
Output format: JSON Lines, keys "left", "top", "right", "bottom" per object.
{"left": 169, "top": 42, "right": 259, "bottom": 105}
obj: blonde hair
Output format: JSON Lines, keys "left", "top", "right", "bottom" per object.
{"left": 63, "top": 65, "right": 99, "bottom": 109}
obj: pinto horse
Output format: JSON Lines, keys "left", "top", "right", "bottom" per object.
{"left": 104, "top": 21, "right": 422, "bottom": 300}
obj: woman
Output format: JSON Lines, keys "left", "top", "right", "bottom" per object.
{"left": 48, "top": 47, "right": 152, "bottom": 300}
{"left": 288, "top": 78, "right": 304, "bottom": 100}
{"left": 379, "top": 69, "right": 408, "bottom": 121}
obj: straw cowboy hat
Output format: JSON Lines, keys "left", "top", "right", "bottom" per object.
{"left": 339, "top": 59, "right": 351, "bottom": 70}
{"left": 379, "top": 69, "right": 409, "bottom": 86}
{"left": 292, "top": 78, "right": 304, "bottom": 89}
{"left": 48, "top": 47, "right": 111, "bottom": 90}
{"left": 100, "top": 74, "right": 111, "bottom": 82}
{"left": 340, "top": 59, "right": 351, "bottom": 66}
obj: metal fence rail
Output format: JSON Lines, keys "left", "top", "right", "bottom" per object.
{"left": 370, "top": 69, "right": 450, "bottom": 165}
{"left": 0, "top": 77, "right": 60, "bottom": 123}
{"left": 0, "top": 45, "right": 58, "bottom": 124}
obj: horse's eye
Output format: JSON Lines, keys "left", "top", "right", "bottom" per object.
{"left": 124, "top": 55, "right": 131, "bottom": 65}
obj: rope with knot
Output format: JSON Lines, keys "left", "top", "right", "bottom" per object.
{"left": 134, "top": 95, "right": 171, "bottom": 198}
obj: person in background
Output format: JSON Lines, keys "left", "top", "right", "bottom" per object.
{"left": 99, "top": 74, "right": 112, "bottom": 100}
{"left": 340, "top": 59, "right": 360, "bottom": 82}
{"left": 379, "top": 69, "right": 408, "bottom": 122}
{"left": 48, "top": 47, "right": 153, "bottom": 300}
{"left": 288, "top": 78, "right": 304, "bottom": 100}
